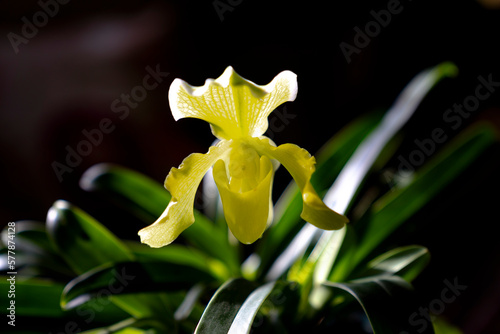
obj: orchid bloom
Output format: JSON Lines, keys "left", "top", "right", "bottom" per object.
{"left": 138, "top": 67, "right": 348, "bottom": 247}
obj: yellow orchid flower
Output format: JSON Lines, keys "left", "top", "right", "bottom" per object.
{"left": 138, "top": 66, "right": 348, "bottom": 247}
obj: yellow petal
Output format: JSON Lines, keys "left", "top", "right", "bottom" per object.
{"left": 168, "top": 66, "right": 298, "bottom": 140}
{"left": 253, "top": 137, "right": 348, "bottom": 230}
{"left": 138, "top": 141, "right": 230, "bottom": 247}
{"left": 213, "top": 154, "right": 275, "bottom": 244}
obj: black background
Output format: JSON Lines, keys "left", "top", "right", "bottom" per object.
{"left": 1, "top": 0, "right": 500, "bottom": 332}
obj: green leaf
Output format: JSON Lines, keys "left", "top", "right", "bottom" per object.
{"left": 46, "top": 201, "right": 171, "bottom": 319}
{"left": 323, "top": 276, "right": 435, "bottom": 334}
{"left": 173, "top": 283, "right": 205, "bottom": 321}
{"left": 356, "top": 245, "right": 430, "bottom": 282}
{"left": 194, "top": 278, "right": 257, "bottom": 334}
{"left": 61, "top": 261, "right": 217, "bottom": 309}
{"left": 231, "top": 280, "right": 301, "bottom": 334}
{"left": 263, "top": 61, "right": 458, "bottom": 282}
{"left": 1, "top": 221, "right": 54, "bottom": 254}
{"left": 275, "top": 112, "right": 383, "bottom": 233}
{"left": 79, "top": 317, "right": 167, "bottom": 334}
{"left": 433, "top": 316, "right": 463, "bottom": 334}
{"left": 80, "top": 163, "right": 239, "bottom": 274}
{"left": 315, "top": 224, "right": 358, "bottom": 284}
{"left": 352, "top": 124, "right": 496, "bottom": 268}
{"left": 311, "top": 227, "right": 347, "bottom": 285}
{"left": 0, "top": 251, "right": 74, "bottom": 279}
{"left": 0, "top": 278, "right": 65, "bottom": 317}
{"left": 323, "top": 61, "right": 458, "bottom": 215}
{"left": 46, "top": 200, "right": 134, "bottom": 274}
{"left": 80, "top": 164, "right": 170, "bottom": 223}
{"left": 286, "top": 227, "right": 347, "bottom": 314}
{"left": 251, "top": 111, "right": 383, "bottom": 279}
{"left": 81, "top": 327, "right": 159, "bottom": 334}
{"left": 0, "top": 221, "right": 75, "bottom": 278}
{"left": 227, "top": 281, "right": 277, "bottom": 334}
{"left": 126, "top": 241, "right": 229, "bottom": 281}
{"left": 328, "top": 125, "right": 495, "bottom": 283}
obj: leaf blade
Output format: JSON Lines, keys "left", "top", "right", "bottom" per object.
{"left": 227, "top": 281, "right": 276, "bottom": 334}
{"left": 323, "top": 276, "right": 435, "bottom": 334}
{"left": 0, "top": 278, "right": 65, "bottom": 318}
{"left": 264, "top": 62, "right": 458, "bottom": 281}
{"left": 61, "top": 261, "right": 216, "bottom": 310}
{"left": 80, "top": 163, "right": 239, "bottom": 273}
{"left": 194, "top": 278, "right": 256, "bottom": 334}
{"left": 352, "top": 124, "right": 496, "bottom": 267}
{"left": 357, "top": 245, "right": 431, "bottom": 282}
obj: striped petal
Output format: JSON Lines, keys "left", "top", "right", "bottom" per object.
{"left": 138, "top": 141, "right": 230, "bottom": 247}
{"left": 253, "top": 137, "right": 349, "bottom": 230}
{"left": 168, "top": 67, "right": 298, "bottom": 140}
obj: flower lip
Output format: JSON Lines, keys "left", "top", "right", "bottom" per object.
{"left": 213, "top": 153, "right": 275, "bottom": 244}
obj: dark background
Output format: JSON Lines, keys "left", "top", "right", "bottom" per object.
{"left": 1, "top": 0, "right": 500, "bottom": 332}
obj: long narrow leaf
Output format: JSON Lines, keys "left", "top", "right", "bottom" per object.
{"left": 46, "top": 200, "right": 134, "bottom": 274}
{"left": 352, "top": 124, "right": 496, "bottom": 267}
{"left": 46, "top": 200, "right": 171, "bottom": 319}
{"left": 126, "top": 241, "right": 229, "bottom": 281}
{"left": 355, "top": 245, "right": 430, "bottom": 282}
{"left": 80, "top": 164, "right": 239, "bottom": 273}
{"left": 249, "top": 112, "right": 382, "bottom": 279}
{"left": 265, "top": 62, "right": 458, "bottom": 281}
{"left": 328, "top": 124, "right": 495, "bottom": 283}
{"left": 80, "top": 317, "right": 168, "bottom": 334}
{"left": 324, "top": 62, "right": 458, "bottom": 214}
{"left": 194, "top": 278, "right": 257, "bottom": 334}
{"left": 1, "top": 221, "right": 54, "bottom": 254}
{"left": 323, "top": 276, "right": 435, "bottom": 334}
{"left": 61, "top": 261, "right": 216, "bottom": 309}
{"left": 0, "top": 278, "right": 65, "bottom": 317}
{"left": 227, "top": 281, "right": 276, "bottom": 334}
{"left": 0, "top": 221, "right": 75, "bottom": 278}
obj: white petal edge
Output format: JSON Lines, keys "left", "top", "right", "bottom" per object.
{"left": 168, "top": 67, "right": 298, "bottom": 121}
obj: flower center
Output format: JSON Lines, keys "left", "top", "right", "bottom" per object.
{"left": 227, "top": 141, "right": 261, "bottom": 193}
